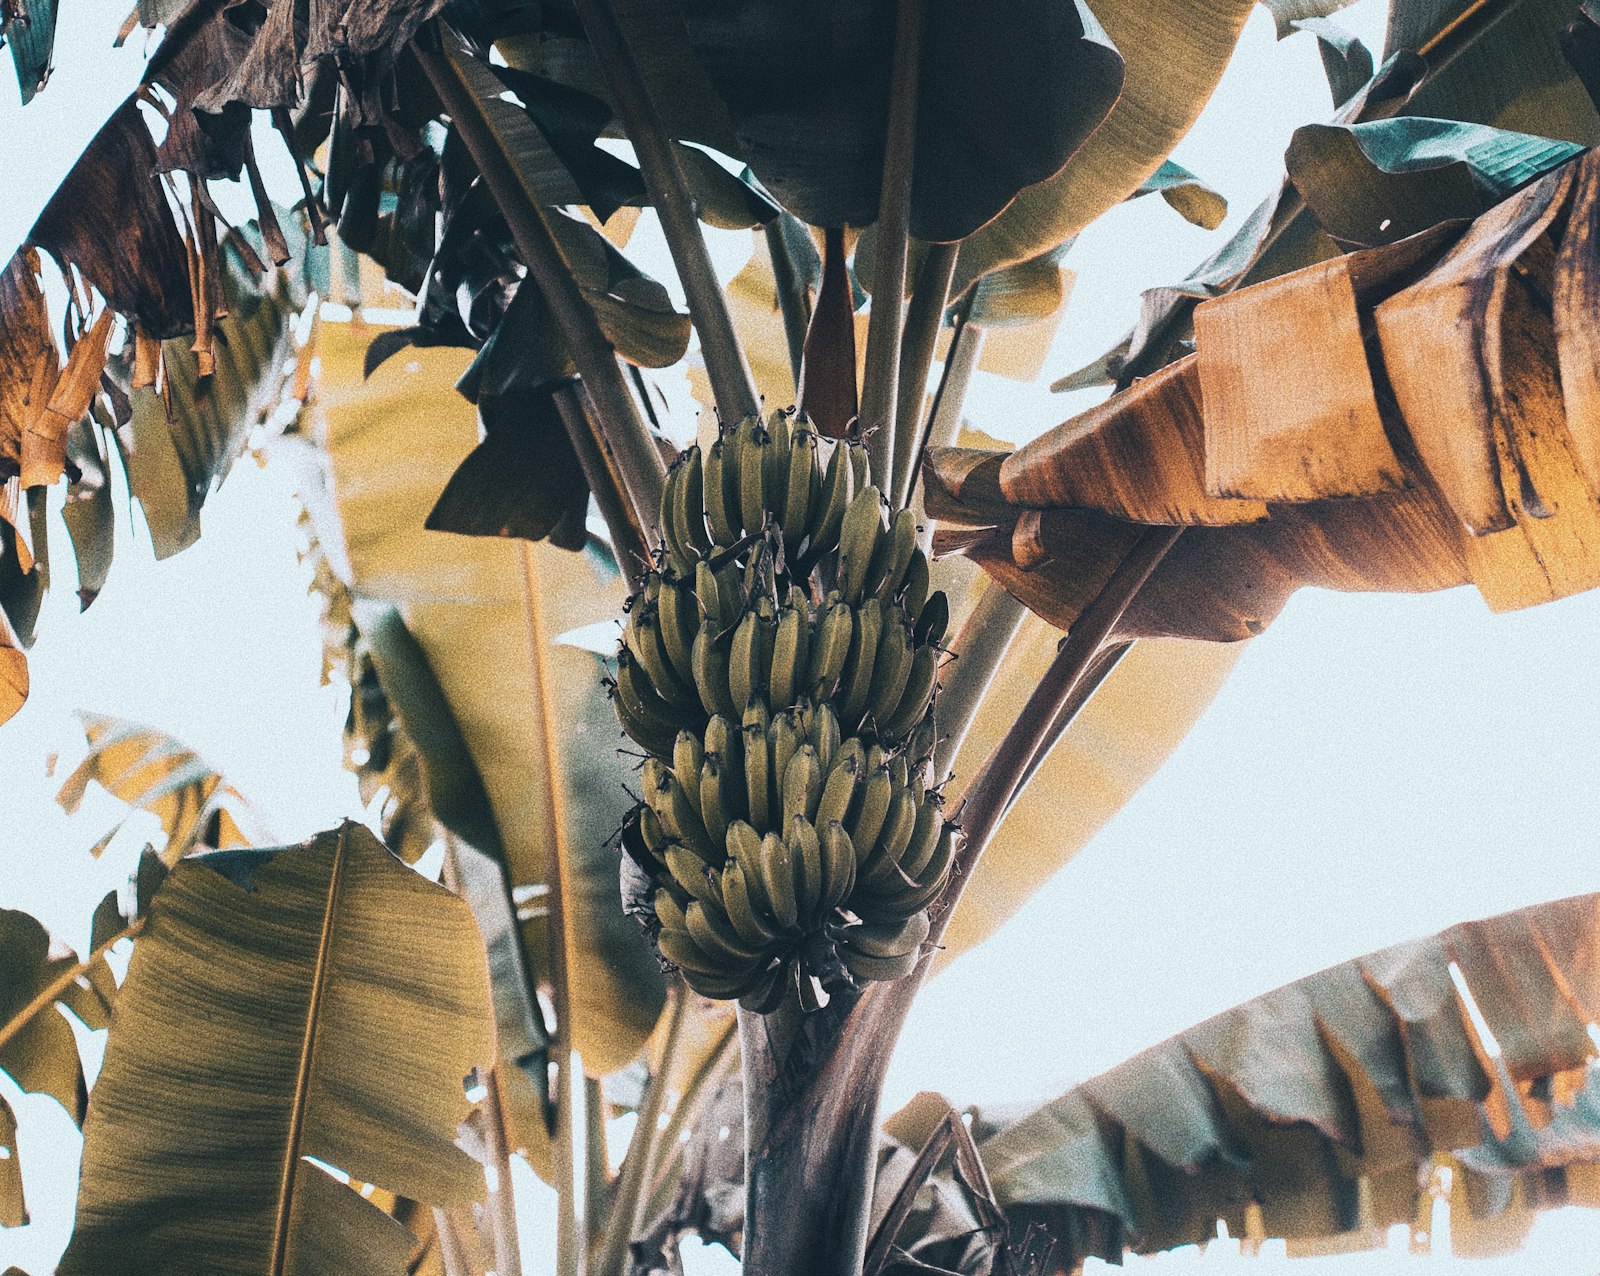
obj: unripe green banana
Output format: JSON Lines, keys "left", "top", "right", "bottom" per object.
{"left": 816, "top": 753, "right": 861, "bottom": 829}
{"left": 769, "top": 599, "right": 810, "bottom": 707}
{"left": 657, "top": 579, "right": 699, "bottom": 686}
{"left": 703, "top": 439, "right": 738, "bottom": 546}
{"left": 900, "top": 798, "right": 945, "bottom": 881}
{"left": 648, "top": 761, "right": 721, "bottom": 864}
{"left": 614, "top": 649, "right": 681, "bottom": 758}
{"left": 869, "top": 507, "right": 918, "bottom": 602}
{"left": 699, "top": 753, "right": 732, "bottom": 845}
{"left": 743, "top": 699, "right": 772, "bottom": 831}
{"left": 756, "top": 829, "right": 799, "bottom": 930}
{"left": 838, "top": 485, "right": 886, "bottom": 604}
{"left": 739, "top": 418, "right": 769, "bottom": 535}
{"left": 902, "top": 549, "right": 930, "bottom": 622}
{"left": 837, "top": 598, "right": 884, "bottom": 728}
{"left": 782, "top": 429, "right": 819, "bottom": 558}
{"left": 664, "top": 845, "right": 721, "bottom": 908}
{"left": 764, "top": 409, "right": 792, "bottom": 515}
{"left": 704, "top": 714, "right": 742, "bottom": 775}
{"left": 686, "top": 898, "right": 768, "bottom": 967}
{"left": 805, "top": 597, "right": 854, "bottom": 702}
{"left": 818, "top": 819, "right": 856, "bottom": 915}
{"left": 879, "top": 645, "right": 938, "bottom": 741}
{"left": 662, "top": 448, "right": 712, "bottom": 577}
{"left": 837, "top": 944, "right": 921, "bottom": 984}
{"left": 769, "top": 710, "right": 803, "bottom": 800}
{"left": 673, "top": 730, "right": 704, "bottom": 817}
{"left": 867, "top": 786, "right": 918, "bottom": 879}
{"left": 692, "top": 620, "right": 738, "bottom": 721}
{"left": 867, "top": 617, "right": 913, "bottom": 731}
{"left": 839, "top": 909, "right": 929, "bottom": 959}
{"left": 782, "top": 743, "right": 822, "bottom": 827}
{"left": 809, "top": 701, "right": 841, "bottom": 771}
{"left": 729, "top": 607, "right": 765, "bottom": 716}
{"left": 849, "top": 765, "right": 894, "bottom": 859}
{"left": 797, "top": 439, "right": 852, "bottom": 573}
{"left": 789, "top": 814, "right": 826, "bottom": 926}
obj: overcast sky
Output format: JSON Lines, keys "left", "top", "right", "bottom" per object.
{"left": 3, "top": 1, "right": 1598, "bottom": 1272}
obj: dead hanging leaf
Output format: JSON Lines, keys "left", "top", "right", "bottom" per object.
{"left": 20, "top": 308, "right": 115, "bottom": 489}
{"left": 929, "top": 148, "right": 1600, "bottom": 640}
{"left": 0, "top": 603, "right": 24, "bottom": 726}
{"left": 28, "top": 100, "right": 194, "bottom": 340}
{"left": 975, "top": 892, "right": 1600, "bottom": 1268}
{"left": 0, "top": 251, "right": 59, "bottom": 485}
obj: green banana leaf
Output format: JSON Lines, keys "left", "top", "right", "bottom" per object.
{"left": 1287, "top": 117, "right": 1584, "bottom": 246}
{"left": 0, "top": 906, "right": 119, "bottom": 1123}
{"left": 674, "top": 0, "right": 1123, "bottom": 242}
{"left": 976, "top": 890, "right": 1600, "bottom": 1265}
{"left": 1130, "top": 160, "right": 1229, "bottom": 230}
{"left": 0, "top": 1093, "right": 23, "bottom": 1228}
{"left": 1260, "top": 0, "right": 1364, "bottom": 38}
{"left": 949, "top": 0, "right": 1257, "bottom": 297}
{"left": 2, "top": 0, "right": 55, "bottom": 105}
{"left": 305, "top": 322, "right": 667, "bottom": 1078}
{"left": 59, "top": 823, "right": 496, "bottom": 1275}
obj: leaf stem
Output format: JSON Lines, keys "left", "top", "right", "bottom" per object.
{"left": 861, "top": 0, "right": 926, "bottom": 487}
{"left": 766, "top": 220, "right": 813, "bottom": 389}
{"left": 889, "top": 240, "right": 957, "bottom": 509}
{"left": 482, "top": 1067, "right": 526, "bottom": 1276}
{"left": 570, "top": 0, "right": 761, "bottom": 425}
{"left": 552, "top": 381, "right": 653, "bottom": 592}
{"left": 935, "top": 527, "right": 1181, "bottom": 933}
{"left": 931, "top": 581, "right": 1029, "bottom": 780}
{"left": 416, "top": 30, "right": 666, "bottom": 531}
{"left": 0, "top": 920, "right": 142, "bottom": 1056}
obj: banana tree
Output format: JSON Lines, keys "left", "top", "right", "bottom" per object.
{"left": 4, "top": 0, "right": 1600, "bottom": 1274}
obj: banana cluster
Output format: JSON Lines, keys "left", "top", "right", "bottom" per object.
{"left": 611, "top": 409, "right": 957, "bottom": 1012}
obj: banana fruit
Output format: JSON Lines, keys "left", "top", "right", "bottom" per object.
{"left": 613, "top": 409, "right": 958, "bottom": 1010}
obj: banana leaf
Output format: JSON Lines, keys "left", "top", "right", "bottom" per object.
{"left": 59, "top": 823, "right": 496, "bottom": 1275}
{"left": 976, "top": 891, "right": 1600, "bottom": 1265}
{"left": 305, "top": 322, "right": 667, "bottom": 1077}
{"left": 949, "top": 0, "right": 1256, "bottom": 296}
{"left": 54, "top": 710, "right": 251, "bottom": 862}
{"left": 1129, "top": 161, "right": 1228, "bottom": 231}
{"left": 0, "top": 908, "right": 107, "bottom": 1121}
{"left": 2, "top": 0, "right": 55, "bottom": 105}
{"left": 676, "top": 0, "right": 1123, "bottom": 242}
{"left": 0, "top": 1093, "right": 23, "bottom": 1228}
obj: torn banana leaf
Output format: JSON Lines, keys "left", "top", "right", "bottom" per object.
{"left": 977, "top": 891, "right": 1600, "bottom": 1266}
{"left": 59, "top": 824, "right": 496, "bottom": 1276}
{"left": 929, "top": 148, "right": 1600, "bottom": 637}
{"left": 0, "top": 1093, "right": 23, "bottom": 1228}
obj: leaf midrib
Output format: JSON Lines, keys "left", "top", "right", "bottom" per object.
{"left": 269, "top": 823, "right": 350, "bottom": 1275}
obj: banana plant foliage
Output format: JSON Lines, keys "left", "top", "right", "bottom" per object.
{"left": 59, "top": 823, "right": 496, "bottom": 1275}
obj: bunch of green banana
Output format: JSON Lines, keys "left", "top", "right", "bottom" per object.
{"left": 612, "top": 408, "right": 959, "bottom": 1012}
{"left": 624, "top": 709, "right": 957, "bottom": 1009}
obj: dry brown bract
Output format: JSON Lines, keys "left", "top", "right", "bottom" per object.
{"left": 927, "top": 148, "right": 1600, "bottom": 641}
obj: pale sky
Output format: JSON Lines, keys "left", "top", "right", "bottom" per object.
{"left": 3, "top": 2, "right": 1599, "bottom": 1272}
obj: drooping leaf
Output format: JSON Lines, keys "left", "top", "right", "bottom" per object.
{"left": 3, "top": 0, "right": 56, "bottom": 104}
{"left": 0, "top": 600, "right": 23, "bottom": 726}
{"left": 1259, "top": 0, "right": 1364, "bottom": 38}
{"left": 305, "top": 322, "right": 666, "bottom": 1075}
{"left": 1128, "top": 160, "right": 1228, "bottom": 230}
{"left": 27, "top": 100, "right": 194, "bottom": 340}
{"left": 55, "top": 710, "right": 254, "bottom": 862}
{"left": 977, "top": 892, "right": 1600, "bottom": 1266}
{"left": 1286, "top": 117, "right": 1583, "bottom": 247}
{"left": 677, "top": 0, "right": 1124, "bottom": 241}
{"left": 120, "top": 251, "right": 299, "bottom": 559}
{"left": 59, "top": 823, "right": 496, "bottom": 1276}
{"left": 0, "top": 251, "right": 59, "bottom": 485}
{"left": 949, "top": 0, "right": 1255, "bottom": 295}
{"left": 965, "top": 243, "right": 1075, "bottom": 328}
{"left": 1291, "top": 16, "right": 1374, "bottom": 109}
{"left": 0, "top": 1092, "right": 24, "bottom": 1228}
{"left": 674, "top": 143, "right": 782, "bottom": 230}
{"left": 61, "top": 415, "right": 116, "bottom": 608}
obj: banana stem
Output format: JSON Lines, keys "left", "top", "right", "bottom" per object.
{"left": 1008, "top": 640, "right": 1131, "bottom": 814}
{"left": 861, "top": 0, "right": 926, "bottom": 487}
{"left": 890, "top": 240, "right": 957, "bottom": 509}
{"left": 590, "top": 985, "right": 688, "bottom": 1276}
{"left": 571, "top": 0, "right": 761, "bottom": 425}
{"left": 416, "top": 31, "right": 666, "bottom": 531}
{"left": 553, "top": 382, "right": 653, "bottom": 592}
{"left": 766, "top": 220, "right": 813, "bottom": 390}
{"left": 937, "top": 527, "right": 1181, "bottom": 929}
{"left": 931, "top": 582, "right": 1028, "bottom": 780}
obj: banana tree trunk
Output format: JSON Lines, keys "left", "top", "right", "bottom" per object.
{"left": 738, "top": 983, "right": 914, "bottom": 1275}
